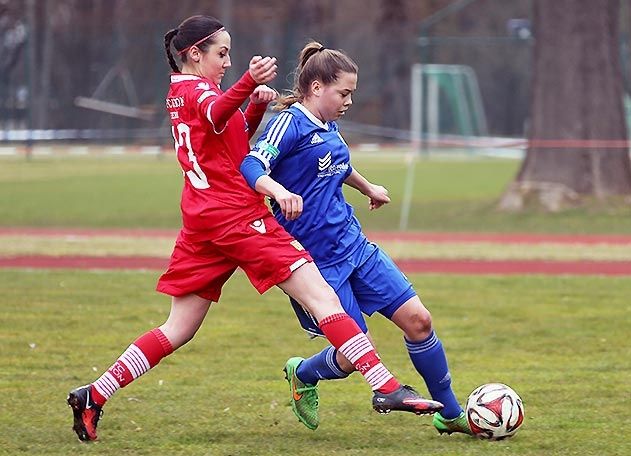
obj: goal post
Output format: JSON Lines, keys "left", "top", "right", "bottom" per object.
{"left": 411, "top": 63, "right": 488, "bottom": 146}
{"left": 399, "top": 63, "right": 488, "bottom": 230}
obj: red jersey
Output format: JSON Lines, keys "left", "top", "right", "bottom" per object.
{"left": 166, "top": 71, "right": 269, "bottom": 235}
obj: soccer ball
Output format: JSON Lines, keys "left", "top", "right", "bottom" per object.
{"left": 465, "top": 383, "right": 524, "bottom": 440}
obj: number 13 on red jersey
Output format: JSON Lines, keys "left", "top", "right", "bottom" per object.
{"left": 173, "top": 123, "right": 210, "bottom": 189}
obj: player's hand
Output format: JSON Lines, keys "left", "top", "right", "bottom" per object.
{"left": 249, "top": 55, "right": 277, "bottom": 84}
{"left": 250, "top": 85, "right": 278, "bottom": 104}
{"left": 272, "top": 189, "right": 303, "bottom": 221}
{"left": 366, "top": 184, "right": 390, "bottom": 210}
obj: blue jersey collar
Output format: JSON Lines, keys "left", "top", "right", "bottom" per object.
{"left": 292, "top": 102, "right": 330, "bottom": 131}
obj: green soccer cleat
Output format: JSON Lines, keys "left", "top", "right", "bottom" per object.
{"left": 433, "top": 411, "right": 473, "bottom": 435}
{"left": 283, "top": 357, "right": 319, "bottom": 430}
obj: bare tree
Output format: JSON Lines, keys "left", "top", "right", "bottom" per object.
{"left": 377, "top": 0, "right": 406, "bottom": 128}
{"left": 0, "top": 1, "right": 27, "bottom": 128}
{"left": 500, "top": 0, "right": 631, "bottom": 211}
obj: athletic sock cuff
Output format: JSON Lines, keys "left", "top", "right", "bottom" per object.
{"left": 326, "top": 346, "right": 350, "bottom": 378}
{"left": 151, "top": 328, "right": 174, "bottom": 356}
{"left": 405, "top": 330, "right": 439, "bottom": 354}
{"left": 319, "top": 313, "right": 348, "bottom": 327}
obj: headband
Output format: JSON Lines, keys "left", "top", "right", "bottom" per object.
{"left": 177, "top": 27, "right": 226, "bottom": 55}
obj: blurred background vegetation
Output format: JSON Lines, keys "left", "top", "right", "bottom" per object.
{"left": 3, "top": 0, "right": 629, "bottom": 139}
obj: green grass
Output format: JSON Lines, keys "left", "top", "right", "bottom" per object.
{"left": 0, "top": 156, "right": 182, "bottom": 228}
{"left": 1, "top": 152, "right": 630, "bottom": 455}
{"left": 2, "top": 154, "right": 631, "bottom": 233}
{"left": 1, "top": 270, "right": 630, "bottom": 455}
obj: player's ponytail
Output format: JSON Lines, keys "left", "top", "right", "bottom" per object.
{"left": 164, "top": 28, "right": 180, "bottom": 73}
{"left": 298, "top": 41, "right": 325, "bottom": 72}
{"left": 275, "top": 41, "right": 357, "bottom": 111}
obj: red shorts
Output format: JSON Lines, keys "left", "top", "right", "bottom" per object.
{"left": 156, "top": 212, "right": 312, "bottom": 301}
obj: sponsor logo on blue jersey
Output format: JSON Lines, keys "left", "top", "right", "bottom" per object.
{"left": 317, "top": 151, "right": 349, "bottom": 178}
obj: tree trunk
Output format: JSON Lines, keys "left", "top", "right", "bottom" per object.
{"left": 499, "top": 0, "right": 631, "bottom": 212}
{"left": 379, "top": 0, "right": 407, "bottom": 129}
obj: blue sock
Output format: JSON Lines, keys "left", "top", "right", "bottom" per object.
{"left": 406, "top": 331, "right": 463, "bottom": 419}
{"left": 296, "top": 346, "right": 350, "bottom": 385}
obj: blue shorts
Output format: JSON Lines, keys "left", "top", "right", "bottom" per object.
{"left": 290, "top": 240, "right": 416, "bottom": 337}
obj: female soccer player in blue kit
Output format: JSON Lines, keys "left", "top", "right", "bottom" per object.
{"left": 241, "top": 41, "right": 471, "bottom": 435}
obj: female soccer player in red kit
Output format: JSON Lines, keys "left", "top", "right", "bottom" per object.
{"left": 66, "top": 15, "right": 441, "bottom": 442}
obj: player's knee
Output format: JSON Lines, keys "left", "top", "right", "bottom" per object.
{"left": 402, "top": 307, "right": 433, "bottom": 341}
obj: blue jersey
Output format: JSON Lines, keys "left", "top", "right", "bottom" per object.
{"left": 247, "top": 102, "right": 365, "bottom": 267}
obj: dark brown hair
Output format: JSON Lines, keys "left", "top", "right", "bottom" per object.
{"left": 275, "top": 41, "right": 358, "bottom": 110}
{"left": 164, "top": 15, "right": 224, "bottom": 73}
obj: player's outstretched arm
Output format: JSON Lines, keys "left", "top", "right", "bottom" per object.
{"left": 248, "top": 56, "right": 277, "bottom": 84}
{"left": 209, "top": 56, "right": 276, "bottom": 131}
{"left": 344, "top": 168, "right": 390, "bottom": 210}
{"left": 244, "top": 85, "right": 278, "bottom": 138}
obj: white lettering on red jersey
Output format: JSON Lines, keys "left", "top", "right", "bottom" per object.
{"left": 166, "top": 72, "right": 269, "bottom": 236}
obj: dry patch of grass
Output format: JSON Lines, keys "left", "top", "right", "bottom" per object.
{"left": 2, "top": 234, "right": 630, "bottom": 262}
{"left": 379, "top": 240, "right": 631, "bottom": 261}
{"left": 0, "top": 235, "right": 173, "bottom": 257}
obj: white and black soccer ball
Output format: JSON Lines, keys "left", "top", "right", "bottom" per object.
{"left": 465, "top": 383, "right": 524, "bottom": 440}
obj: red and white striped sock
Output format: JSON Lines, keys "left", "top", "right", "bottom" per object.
{"left": 319, "top": 313, "right": 400, "bottom": 394}
{"left": 90, "top": 328, "right": 173, "bottom": 406}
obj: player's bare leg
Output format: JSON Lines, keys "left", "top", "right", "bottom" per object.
{"left": 68, "top": 294, "right": 211, "bottom": 441}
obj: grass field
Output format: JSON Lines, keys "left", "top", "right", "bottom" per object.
{"left": 0, "top": 270, "right": 631, "bottom": 455}
{"left": 1, "top": 270, "right": 630, "bottom": 455}
{"left": 2, "top": 154, "right": 631, "bottom": 233}
{"left": 1, "top": 153, "right": 631, "bottom": 455}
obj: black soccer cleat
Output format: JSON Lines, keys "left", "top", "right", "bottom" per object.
{"left": 67, "top": 385, "right": 103, "bottom": 441}
{"left": 372, "top": 385, "right": 444, "bottom": 415}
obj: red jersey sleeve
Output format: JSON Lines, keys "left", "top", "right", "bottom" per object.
{"left": 195, "top": 71, "right": 258, "bottom": 133}
{"left": 243, "top": 101, "right": 268, "bottom": 139}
